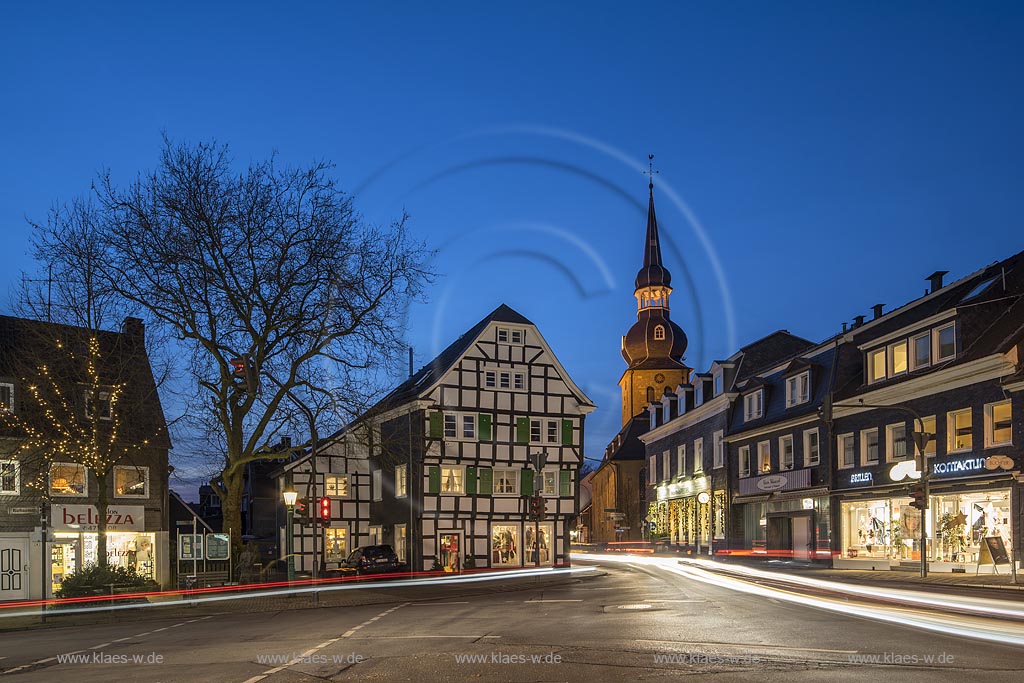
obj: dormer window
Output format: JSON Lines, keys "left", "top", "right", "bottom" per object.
{"left": 785, "top": 371, "right": 810, "bottom": 408}
{"left": 935, "top": 322, "right": 955, "bottom": 361}
{"left": 653, "top": 325, "right": 665, "bottom": 341}
{"left": 712, "top": 371, "right": 723, "bottom": 397}
{"left": 744, "top": 389, "right": 763, "bottom": 421}
{"left": 695, "top": 383, "right": 703, "bottom": 406}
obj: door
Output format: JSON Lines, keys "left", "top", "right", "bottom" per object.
{"left": 792, "top": 516, "right": 812, "bottom": 561}
{"left": 0, "top": 539, "right": 28, "bottom": 600}
{"left": 51, "top": 539, "right": 79, "bottom": 597}
{"left": 438, "top": 532, "right": 461, "bottom": 572}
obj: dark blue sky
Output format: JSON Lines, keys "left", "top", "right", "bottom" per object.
{"left": 2, "top": 2, "right": 1022, "bottom": 476}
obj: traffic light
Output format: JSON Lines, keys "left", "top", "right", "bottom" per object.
{"left": 530, "top": 494, "right": 546, "bottom": 522}
{"left": 319, "top": 496, "right": 331, "bottom": 521}
{"left": 293, "top": 499, "right": 307, "bottom": 520}
{"left": 909, "top": 482, "right": 926, "bottom": 510}
{"left": 228, "top": 355, "right": 258, "bottom": 393}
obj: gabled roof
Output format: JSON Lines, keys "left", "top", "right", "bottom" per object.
{"left": 602, "top": 412, "right": 651, "bottom": 462}
{"left": 781, "top": 358, "right": 816, "bottom": 377}
{"left": 734, "top": 330, "right": 815, "bottom": 382}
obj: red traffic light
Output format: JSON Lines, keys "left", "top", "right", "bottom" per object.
{"left": 230, "top": 357, "right": 247, "bottom": 376}
{"left": 909, "top": 483, "right": 926, "bottom": 510}
{"left": 319, "top": 496, "right": 331, "bottom": 521}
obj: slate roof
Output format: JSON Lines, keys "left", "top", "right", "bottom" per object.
{"left": 602, "top": 412, "right": 651, "bottom": 462}
{"left": 733, "top": 330, "right": 816, "bottom": 382}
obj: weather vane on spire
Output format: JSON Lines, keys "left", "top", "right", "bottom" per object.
{"left": 642, "top": 153, "right": 659, "bottom": 189}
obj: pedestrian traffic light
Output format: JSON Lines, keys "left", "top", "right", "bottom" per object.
{"left": 909, "top": 482, "right": 926, "bottom": 510}
{"left": 530, "top": 494, "right": 546, "bottom": 521}
{"left": 319, "top": 496, "right": 331, "bottom": 521}
{"left": 228, "top": 354, "right": 258, "bottom": 393}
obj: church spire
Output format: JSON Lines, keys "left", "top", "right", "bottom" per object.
{"left": 635, "top": 166, "right": 672, "bottom": 292}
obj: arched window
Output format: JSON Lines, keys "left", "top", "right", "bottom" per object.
{"left": 646, "top": 386, "right": 655, "bottom": 402}
{"left": 653, "top": 325, "right": 666, "bottom": 341}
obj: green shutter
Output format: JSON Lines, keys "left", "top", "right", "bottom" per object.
{"left": 561, "top": 419, "right": 574, "bottom": 445}
{"left": 559, "top": 469, "right": 572, "bottom": 497}
{"left": 466, "top": 466, "right": 477, "bottom": 495}
{"left": 478, "top": 414, "right": 492, "bottom": 441}
{"left": 478, "top": 467, "right": 493, "bottom": 496}
{"left": 429, "top": 412, "right": 443, "bottom": 439}
{"left": 520, "top": 468, "right": 534, "bottom": 496}
{"left": 516, "top": 417, "right": 530, "bottom": 443}
{"left": 427, "top": 466, "right": 440, "bottom": 494}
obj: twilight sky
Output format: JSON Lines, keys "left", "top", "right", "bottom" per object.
{"left": 2, "top": 2, "right": 1022, "bottom": 485}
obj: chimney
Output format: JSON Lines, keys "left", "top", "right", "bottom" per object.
{"left": 121, "top": 316, "right": 145, "bottom": 343}
{"left": 408, "top": 346, "right": 414, "bottom": 379}
{"left": 872, "top": 303, "right": 885, "bottom": 320}
{"left": 852, "top": 315, "right": 865, "bottom": 328}
{"left": 927, "top": 271, "right": 948, "bottom": 294}
{"left": 842, "top": 322, "right": 848, "bottom": 333}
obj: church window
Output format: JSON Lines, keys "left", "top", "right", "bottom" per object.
{"left": 653, "top": 325, "right": 665, "bottom": 341}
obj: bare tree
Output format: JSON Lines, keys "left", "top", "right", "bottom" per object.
{"left": 95, "top": 138, "right": 432, "bottom": 554}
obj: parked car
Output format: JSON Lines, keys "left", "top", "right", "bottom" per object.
{"left": 338, "top": 545, "right": 403, "bottom": 576}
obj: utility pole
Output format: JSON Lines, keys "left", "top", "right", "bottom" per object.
{"left": 528, "top": 452, "right": 548, "bottom": 567}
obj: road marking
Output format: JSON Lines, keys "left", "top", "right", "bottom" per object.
{"left": 242, "top": 603, "right": 410, "bottom": 683}
{"left": 90, "top": 643, "right": 112, "bottom": 649}
{"left": 408, "top": 601, "right": 470, "bottom": 605}
{"left": 348, "top": 634, "right": 503, "bottom": 639}
{"left": 634, "top": 639, "right": 857, "bottom": 654}
{"left": 524, "top": 599, "right": 583, "bottom": 603}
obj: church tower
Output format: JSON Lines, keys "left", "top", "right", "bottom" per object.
{"left": 618, "top": 178, "right": 691, "bottom": 426}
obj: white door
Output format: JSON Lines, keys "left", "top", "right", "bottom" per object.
{"left": 792, "top": 517, "right": 812, "bottom": 561}
{"left": 0, "top": 539, "right": 29, "bottom": 600}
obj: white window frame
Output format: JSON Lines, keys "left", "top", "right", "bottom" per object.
{"left": 910, "top": 332, "right": 931, "bottom": 370}
{"left": 757, "top": 441, "right": 771, "bottom": 473}
{"left": 395, "top": 465, "right": 408, "bottom": 498}
{"left": 0, "top": 459, "right": 20, "bottom": 495}
{"left": 739, "top": 446, "right": 750, "bottom": 478}
{"left": 888, "top": 340, "right": 908, "bottom": 377}
{"left": 785, "top": 371, "right": 810, "bottom": 408}
{"left": 713, "top": 371, "right": 723, "bottom": 397}
{"left": 499, "top": 372, "right": 511, "bottom": 389}
{"left": 860, "top": 428, "right": 879, "bottom": 466}
{"left": 662, "top": 450, "right": 670, "bottom": 481}
{"left": 648, "top": 456, "right": 656, "bottom": 485}
{"left": 744, "top": 389, "right": 763, "bottom": 421}
{"left": 917, "top": 415, "right": 937, "bottom": 457}
{"left": 443, "top": 412, "right": 478, "bottom": 442}
{"left": 50, "top": 462, "right": 87, "bottom": 497}
{"left": 676, "top": 444, "right": 686, "bottom": 477}
{"left": 934, "top": 322, "right": 956, "bottom": 362}
{"left": 0, "top": 382, "right": 13, "bottom": 412}
{"left": 886, "top": 422, "right": 909, "bottom": 462}
{"left": 695, "top": 383, "right": 703, "bottom": 406}
{"left": 693, "top": 438, "right": 704, "bottom": 473}
{"left": 541, "top": 468, "right": 558, "bottom": 496}
{"left": 653, "top": 325, "right": 665, "bottom": 341}
{"left": 439, "top": 465, "right": 466, "bottom": 495}
{"left": 803, "top": 428, "right": 820, "bottom": 467}
{"left": 530, "top": 419, "right": 542, "bottom": 443}
{"left": 546, "top": 420, "right": 559, "bottom": 444}
{"left": 84, "top": 389, "right": 113, "bottom": 421}
{"left": 113, "top": 465, "right": 149, "bottom": 498}
{"left": 985, "top": 400, "right": 1013, "bottom": 448}
{"left": 838, "top": 433, "right": 855, "bottom": 469}
{"left": 326, "top": 475, "right": 350, "bottom": 498}
{"left": 498, "top": 327, "right": 525, "bottom": 344}
{"left": 494, "top": 468, "right": 519, "bottom": 495}
{"left": 372, "top": 469, "right": 383, "bottom": 501}
{"left": 779, "top": 435, "right": 794, "bottom": 471}
{"left": 713, "top": 430, "right": 724, "bottom": 469}
{"left": 867, "top": 348, "right": 887, "bottom": 384}
{"left": 484, "top": 370, "right": 496, "bottom": 388}
{"left": 514, "top": 372, "right": 526, "bottom": 390}
{"left": 947, "top": 407, "right": 973, "bottom": 453}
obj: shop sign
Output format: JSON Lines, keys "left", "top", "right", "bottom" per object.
{"left": 848, "top": 472, "right": 873, "bottom": 486}
{"left": 889, "top": 461, "right": 921, "bottom": 482}
{"left": 930, "top": 454, "right": 1015, "bottom": 478}
{"left": 739, "top": 468, "right": 810, "bottom": 496}
{"left": 51, "top": 504, "right": 145, "bottom": 532}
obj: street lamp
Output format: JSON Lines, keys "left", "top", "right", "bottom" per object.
{"left": 282, "top": 489, "right": 297, "bottom": 585}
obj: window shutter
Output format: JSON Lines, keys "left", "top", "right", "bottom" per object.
{"left": 561, "top": 419, "right": 573, "bottom": 445}
{"left": 520, "top": 468, "right": 534, "bottom": 496}
{"left": 427, "top": 466, "right": 440, "bottom": 494}
{"left": 478, "top": 414, "right": 492, "bottom": 441}
{"left": 466, "top": 467, "right": 477, "bottom": 495}
{"left": 516, "top": 417, "right": 530, "bottom": 444}
{"left": 478, "top": 467, "right": 493, "bottom": 496}
{"left": 429, "top": 412, "right": 443, "bottom": 439}
{"left": 559, "top": 469, "right": 571, "bottom": 496}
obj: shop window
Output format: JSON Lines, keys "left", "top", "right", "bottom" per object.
{"left": 494, "top": 468, "right": 518, "bottom": 495}
{"left": 677, "top": 444, "right": 686, "bottom": 476}
{"left": 325, "top": 527, "right": 347, "bottom": 563}
{"left": 757, "top": 441, "right": 771, "bottom": 473}
{"left": 114, "top": 466, "right": 149, "bottom": 498}
{"left": 694, "top": 438, "right": 704, "bottom": 473}
{"left": 779, "top": 435, "right": 794, "bottom": 471}
{"left": 888, "top": 341, "right": 908, "bottom": 376}
{"left": 713, "top": 430, "right": 724, "bottom": 469}
{"left": 491, "top": 525, "right": 519, "bottom": 566}
{"left": 934, "top": 322, "right": 956, "bottom": 362}
{"left": 886, "top": 423, "right": 909, "bottom": 462}
{"left": 911, "top": 332, "right": 931, "bottom": 370}
{"left": 947, "top": 408, "right": 973, "bottom": 453}
{"left": 50, "top": 463, "right": 87, "bottom": 496}
{"left": 985, "top": 401, "right": 1012, "bottom": 447}
{"left": 0, "top": 460, "right": 19, "bottom": 494}
{"left": 838, "top": 433, "right": 855, "bottom": 469}
{"left": 841, "top": 498, "right": 915, "bottom": 560}
{"left": 932, "top": 490, "right": 1011, "bottom": 563}
{"left": 860, "top": 428, "right": 879, "bottom": 465}
{"left": 395, "top": 466, "right": 407, "bottom": 498}
{"left": 440, "top": 466, "right": 465, "bottom": 494}
{"left": 916, "top": 416, "right": 937, "bottom": 457}
{"left": 803, "top": 429, "right": 820, "bottom": 467}
{"left": 326, "top": 475, "right": 349, "bottom": 498}
{"left": 738, "top": 446, "right": 750, "bottom": 477}
{"left": 867, "top": 348, "right": 886, "bottom": 384}
{"left": 84, "top": 389, "right": 113, "bottom": 420}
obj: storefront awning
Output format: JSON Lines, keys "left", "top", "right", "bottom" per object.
{"left": 765, "top": 487, "right": 830, "bottom": 503}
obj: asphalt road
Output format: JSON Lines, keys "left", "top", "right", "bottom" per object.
{"left": 1, "top": 557, "right": 1022, "bottom": 682}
